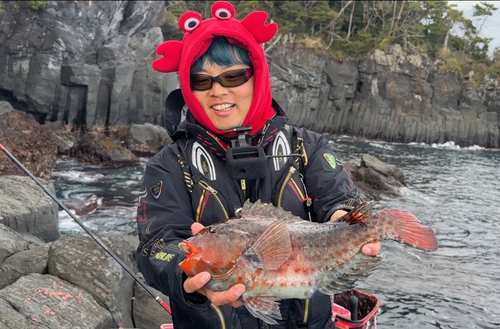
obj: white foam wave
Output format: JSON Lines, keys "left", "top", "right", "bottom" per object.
{"left": 52, "top": 170, "right": 105, "bottom": 182}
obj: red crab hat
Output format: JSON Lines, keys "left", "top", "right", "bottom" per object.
{"left": 152, "top": 1, "right": 278, "bottom": 137}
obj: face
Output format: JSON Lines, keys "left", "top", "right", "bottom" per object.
{"left": 192, "top": 63, "right": 254, "bottom": 131}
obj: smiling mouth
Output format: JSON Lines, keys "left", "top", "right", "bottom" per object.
{"left": 212, "top": 104, "right": 235, "bottom": 111}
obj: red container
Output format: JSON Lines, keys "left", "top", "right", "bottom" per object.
{"left": 333, "top": 289, "right": 380, "bottom": 329}
{"left": 160, "top": 324, "right": 174, "bottom": 329}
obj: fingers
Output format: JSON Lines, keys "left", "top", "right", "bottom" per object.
{"left": 191, "top": 222, "right": 205, "bottom": 235}
{"left": 204, "top": 283, "right": 246, "bottom": 306}
{"left": 330, "top": 210, "right": 347, "bottom": 222}
{"left": 184, "top": 272, "right": 210, "bottom": 294}
{"left": 362, "top": 242, "right": 381, "bottom": 256}
{"left": 183, "top": 272, "right": 246, "bottom": 307}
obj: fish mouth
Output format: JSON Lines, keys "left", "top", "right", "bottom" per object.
{"left": 179, "top": 240, "right": 196, "bottom": 256}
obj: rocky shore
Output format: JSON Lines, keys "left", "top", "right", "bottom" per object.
{"left": 0, "top": 1, "right": 499, "bottom": 148}
{"left": 0, "top": 103, "right": 174, "bottom": 328}
{"left": 0, "top": 101, "right": 404, "bottom": 328}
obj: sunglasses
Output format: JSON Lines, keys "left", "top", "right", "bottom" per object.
{"left": 190, "top": 68, "right": 253, "bottom": 91}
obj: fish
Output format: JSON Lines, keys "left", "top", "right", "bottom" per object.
{"left": 178, "top": 200, "right": 438, "bottom": 324}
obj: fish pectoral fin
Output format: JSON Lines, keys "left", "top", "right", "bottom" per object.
{"left": 317, "top": 255, "right": 382, "bottom": 295}
{"left": 337, "top": 203, "right": 373, "bottom": 224}
{"left": 243, "top": 219, "right": 291, "bottom": 270}
{"left": 243, "top": 295, "right": 282, "bottom": 325}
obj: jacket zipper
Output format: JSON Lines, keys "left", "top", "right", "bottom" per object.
{"left": 196, "top": 180, "right": 229, "bottom": 221}
{"left": 210, "top": 303, "right": 226, "bottom": 329}
{"left": 277, "top": 166, "right": 296, "bottom": 207}
{"left": 303, "top": 298, "right": 310, "bottom": 323}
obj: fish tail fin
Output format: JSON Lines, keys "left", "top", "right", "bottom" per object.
{"left": 376, "top": 210, "right": 438, "bottom": 251}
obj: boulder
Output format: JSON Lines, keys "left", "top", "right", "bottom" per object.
{"left": 0, "top": 223, "right": 47, "bottom": 289}
{"left": 0, "top": 175, "right": 59, "bottom": 242}
{"left": 0, "top": 243, "right": 51, "bottom": 289}
{"left": 127, "top": 123, "right": 172, "bottom": 156}
{"left": 0, "top": 223, "right": 44, "bottom": 264}
{"left": 43, "top": 121, "right": 79, "bottom": 156}
{"left": 133, "top": 272, "right": 173, "bottom": 328}
{"left": 0, "top": 101, "right": 14, "bottom": 116}
{"left": 62, "top": 193, "right": 102, "bottom": 216}
{"left": 0, "top": 110, "right": 58, "bottom": 179}
{"left": 75, "top": 132, "right": 139, "bottom": 167}
{"left": 0, "top": 273, "right": 115, "bottom": 328}
{"left": 48, "top": 235, "right": 136, "bottom": 328}
{"left": 343, "top": 154, "right": 405, "bottom": 197}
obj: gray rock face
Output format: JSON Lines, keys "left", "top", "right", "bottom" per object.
{"left": 127, "top": 123, "right": 172, "bottom": 156}
{"left": 133, "top": 272, "right": 173, "bottom": 328}
{"left": 0, "top": 1, "right": 177, "bottom": 127}
{"left": 0, "top": 176, "right": 59, "bottom": 242}
{"left": 48, "top": 235, "right": 135, "bottom": 328}
{"left": 0, "top": 273, "right": 115, "bottom": 328}
{"left": 269, "top": 42, "right": 500, "bottom": 147}
{"left": 0, "top": 227, "right": 169, "bottom": 328}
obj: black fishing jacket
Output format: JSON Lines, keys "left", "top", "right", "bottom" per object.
{"left": 136, "top": 89, "right": 362, "bottom": 329}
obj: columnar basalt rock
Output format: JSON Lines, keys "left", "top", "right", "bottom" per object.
{"left": 0, "top": 1, "right": 177, "bottom": 128}
{"left": 269, "top": 41, "right": 500, "bottom": 148}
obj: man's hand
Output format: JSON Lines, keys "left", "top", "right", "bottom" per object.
{"left": 330, "top": 210, "right": 381, "bottom": 256}
{"left": 183, "top": 223, "right": 245, "bottom": 307}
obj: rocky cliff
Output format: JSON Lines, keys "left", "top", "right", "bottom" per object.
{"left": 1, "top": 2, "right": 499, "bottom": 147}
{"left": 269, "top": 37, "right": 500, "bottom": 147}
{"left": 0, "top": 0, "right": 178, "bottom": 128}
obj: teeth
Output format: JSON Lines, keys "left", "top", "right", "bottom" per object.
{"left": 212, "top": 104, "right": 233, "bottom": 111}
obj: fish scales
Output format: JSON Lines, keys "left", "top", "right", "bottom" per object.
{"left": 179, "top": 200, "right": 438, "bottom": 325}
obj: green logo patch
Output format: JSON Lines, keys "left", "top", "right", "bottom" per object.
{"left": 323, "top": 153, "right": 336, "bottom": 169}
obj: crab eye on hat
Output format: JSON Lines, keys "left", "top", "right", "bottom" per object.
{"left": 179, "top": 11, "right": 202, "bottom": 32}
{"left": 211, "top": 1, "right": 235, "bottom": 20}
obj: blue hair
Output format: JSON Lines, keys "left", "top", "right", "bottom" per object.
{"left": 191, "top": 37, "right": 252, "bottom": 73}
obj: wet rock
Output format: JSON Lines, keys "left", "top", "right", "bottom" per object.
{"left": 343, "top": 154, "right": 405, "bottom": 197}
{"left": 127, "top": 123, "right": 172, "bottom": 156}
{"left": 48, "top": 235, "right": 135, "bottom": 328}
{"left": 62, "top": 193, "right": 102, "bottom": 216}
{"left": 75, "top": 132, "right": 139, "bottom": 167}
{"left": 0, "top": 273, "right": 115, "bottom": 328}
{"left": 0, "top": 176, "right": 59, "bottom": 242}
{"left": 0, "top": 110, "right": 58, "bottom": 179}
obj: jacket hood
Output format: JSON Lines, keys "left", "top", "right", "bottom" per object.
{"left": 164, "top": 89, "right": 289, "bottom": 156}
{"left": 152, "top": 1, "right": 279, "bottom": 138}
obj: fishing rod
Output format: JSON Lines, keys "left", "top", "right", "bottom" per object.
{"left": 0, "top": 143, "right": 172, "bottom": 315}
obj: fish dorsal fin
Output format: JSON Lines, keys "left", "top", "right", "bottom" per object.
{"left": 337, "top": 203, "right": 373, "bottom": 224}
{"left": 243, "top": 219, "right": 291, "bottom": 270}
{"left": 240, "top": 199, "right": 300, "bottom": 221}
